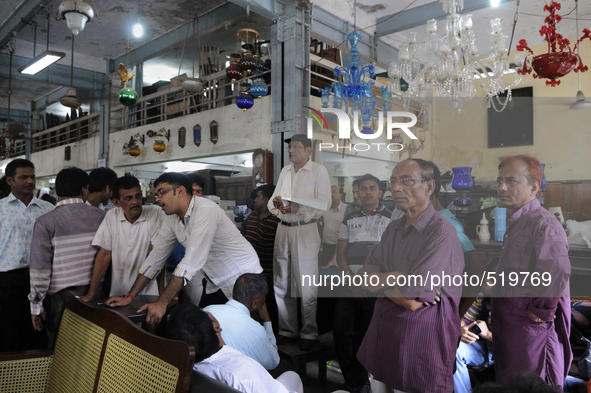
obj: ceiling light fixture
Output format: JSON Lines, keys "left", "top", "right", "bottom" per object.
{"left": 59, "top": 0, "right": 94, "bottom": 36}
{"left": 18, "top": 51, "right": 65, "bottom": 75}
{"left": 491, "top": 0, "right": 500, "bottom": 7}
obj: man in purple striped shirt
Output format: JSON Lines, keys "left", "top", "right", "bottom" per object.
{"left": 492, "top": 155, "right": 571, "bottom": 387}
{"left": 357, "top": 159, "right": 464, "bottom": 393}
{"left": 29, "top": 167, "right": 105, "bottom": 347}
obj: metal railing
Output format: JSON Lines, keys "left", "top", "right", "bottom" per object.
{"left": 27, "top": 68, "right": 271, "bottom": 154}
{"left": 110, "top": 68, "right": 271, "bottom": 132}
{"left": 31, "top": 113, "right": 100, "bottom": 153}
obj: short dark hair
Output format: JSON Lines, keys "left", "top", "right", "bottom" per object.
{"left": 186, "top": 173, "right": 206, "bottom": 189}
{"left": 473, "top": 370, "right": 561, "bottom": 393}
{"left": 154, "top": 172, "right": 193, "bottom": 195}
{"left": 400, "top": 159, "right": 439, "bottom": 193}
{"left": 420, "top": 161, "right": 442, "bottom": 200}
{"left": 358, "top": 173, "right": 381, "bottom": 188}
{"left": 0, "top": 176, "right": 10, "bottom": 197}
{"left": 88, "top": 167, "right": 117, "bottom": 193}
{"left": 55, "top": 167, "right": 89, "bottom": 198}
{"left": 111, "top": 175, "right": 141, "bottom": 200}
{"left": 256, "top": 184, "right": 275, "bottom": 200}
{"left": 166, "top": 304, "right": 220, "bottom": 363}
{"left": 6, "top": 158, "right": 34, "bottom": 179}
{"left": 352, "top": 179, "right": 361, "bottom": 188}
{"left": 232, "top": 273, "right": 267, "bottom": 306}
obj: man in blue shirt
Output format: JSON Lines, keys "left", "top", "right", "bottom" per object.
{"left": 0, "top": 159, "right": 53, "bottom": 351}
{"left": 205, "top": 273, "right": 280, "bottom": 371}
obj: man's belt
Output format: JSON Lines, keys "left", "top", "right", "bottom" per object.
{"left": 281, "top": 219, "right": 317, "bottom": 227}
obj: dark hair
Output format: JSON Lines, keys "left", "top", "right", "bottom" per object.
{"left": 358, "top": 173, "right": 381, "bottom": 188}
{"left": 166, "top": 304, "right": 220, "bottom": 363}
{"left": 55, "top": 167, "right": 89, "bottom": 198}
{"left": 419, "top": 161, "right": 442, "bottom": 199}
{"left": 88, "top": 167, "right": 117, "bottom": 193}
{"left": 186, "top": 173, "right": 206, "bottom": 189}
{"left": 352, "top": 179, "right": 361, "bottom": 188}
{"left": 233, "top": 273, "right": 267, "bottom": 306}
{"left": 498, "top": 155, "right": 543, "bottom": 185}
{"left": 111, "top": 175, "right": 141, "bottom": 200}
{"left": 400, "top": 158, "right": 439, "bottom": 192}
{"left": 0, "top": 176, "right": 10, "bottom": 197}
{"left": 256, "top": 184, "right": 275, "bottom": 200}
{"left": 154, "top": 172, "right": 193, "bottom": 195}
{"left": 40, "top": 193, "right": 57, "bottom": 205}
{"left": 6, "top": 158, "right": 34, "bottom": 179}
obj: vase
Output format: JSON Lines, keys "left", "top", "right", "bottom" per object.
{"left": 541, "top": 163, "right": 547, "bottom": 189}
{"left": 532, "top": 52, "right": 577, "bottom": 79}
{"left": 451, "top": 167, "right": 474, "bottom": 191}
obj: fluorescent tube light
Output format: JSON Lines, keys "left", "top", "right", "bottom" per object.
{"left": 18, "top": 51, "right": 66, "bottom": 75}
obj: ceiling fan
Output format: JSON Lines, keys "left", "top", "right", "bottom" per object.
{"left": 569, "top": 0, "right": 591, "bottom": 110}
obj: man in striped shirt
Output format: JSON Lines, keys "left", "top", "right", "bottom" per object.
{"left": 357, "top": 159, "right": 464, "bottom": 393}
{"left": 29, "top": 167, "right": 105, "bottom": 347}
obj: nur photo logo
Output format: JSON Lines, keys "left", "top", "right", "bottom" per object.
{"left": 303, "top": 107, "right": 418, "bottom": 152}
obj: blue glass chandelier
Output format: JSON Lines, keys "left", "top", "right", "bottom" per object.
{"left": 319, "top": 31, "right": 390, "bottom": 134}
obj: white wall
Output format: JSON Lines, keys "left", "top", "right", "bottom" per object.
{"left": 110, "top": 96, "right": 272, "bottom": 168}
{"left": 31, "top": 137, "right": 100, "bottom": 177}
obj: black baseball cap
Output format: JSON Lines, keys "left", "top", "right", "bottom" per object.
{"left": 284, "top": 134, "right": 311, "bottom": 148}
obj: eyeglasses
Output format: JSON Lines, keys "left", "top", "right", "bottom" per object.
{"left": 155, "top": 186, "right": 179, "bottom": 198}
{"left": 388, "top": 178, "right": 427, "bottom": 187}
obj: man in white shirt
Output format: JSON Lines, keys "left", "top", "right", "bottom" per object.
{"left": 106, "top": 172, "right": 262, "bottom": 324}
{"left": 268, "top": 134, "right": 331, "bottom": 350}
{"left": 205, "top": 273, "right": 280, "bottom": 370}
{"left": 81, "top": 175, "right": 165, "bottom": 302}
{"left": 168, "top": 303, "right": 304, "bottom": 393}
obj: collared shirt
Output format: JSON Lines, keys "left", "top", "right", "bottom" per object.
{"left": 92, "top": 205, "right": 165, "bottom": 296}
{"left": 339, "top": 203, "right": 391, "bottom": 266}
{"left": 0, "top": 193, "right": 54, "bottom": 272}
{"left": 357, "top": 204, "right": 464, "bottom": 392}
{"left": 491, "top": 198, "right": 571, "bottom": 386}
{"left": 322, "top": 201, "right": 347, "bottom": 245}
{"left": 205, "top": 299, "right": 279, "bottom": 370}
{"left": 29, "top": 198, "right": 105, "bottom": 315}
{"left": 243, "top": 212, "right": 280, "bottom": 276}
{"left": 140, "top": 196, "right": 261, "bottom": 298}
{"left": 194, "top": 346, "right": 290, "bottom": 393}
{"left": 267, "top": 159, "right": 331, "bottom": 223}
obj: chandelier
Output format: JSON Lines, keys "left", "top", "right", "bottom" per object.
{"left": 515, "top": 2, "right": 590, "bottom": 87}
{"left": 388, "top": 0, "right": 524, "bottom": 112}
{"left": 319, "top": 31, "right": 390, "bottom": 134}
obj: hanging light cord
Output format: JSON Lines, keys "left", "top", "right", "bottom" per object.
{"left": 178, "top": 22, "right": 191, "bottom": 76}
{"left": 70, "top": 33, "right": 74, "bottom": 87}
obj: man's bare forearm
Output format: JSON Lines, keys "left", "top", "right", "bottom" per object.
{"left": 155, "top": 275, "right": 184, "bottom": 306}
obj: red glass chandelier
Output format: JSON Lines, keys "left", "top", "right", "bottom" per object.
{"left": 515, "top": 2, "right": 590, "bottom": 86}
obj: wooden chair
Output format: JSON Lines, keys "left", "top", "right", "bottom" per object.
{"left": 0, "top": 292, "right": 194, "bottom": 393}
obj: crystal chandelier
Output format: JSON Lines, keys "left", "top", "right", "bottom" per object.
{"left": 319, "top": 31, "right": 390, "bottom": 134}
{"left": 388, "top": 0, "right": 524, "bottom": 112}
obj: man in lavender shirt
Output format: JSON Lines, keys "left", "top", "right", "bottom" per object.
{"left": 492, "top": 155, "right": 571, "bottom": 387}
{"left": 356, "top": 159, "right": 464, "bottom": 393}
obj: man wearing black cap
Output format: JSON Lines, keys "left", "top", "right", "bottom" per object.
{"left": 267, "top": 133, "right": 331, "bottom": 350}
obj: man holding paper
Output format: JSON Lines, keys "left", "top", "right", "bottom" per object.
{"left": 268, "top": 134, "right": 331, "bottom": 351}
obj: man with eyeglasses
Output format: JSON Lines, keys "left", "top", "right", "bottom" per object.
{"left": 106, "top": 172, "right": 261, "bottom": 324}
{"left": 356, "top": 159, "right": 464, "bottom": 393}
{"left": 268, "top": 134, "right": 331, "bottom": 351}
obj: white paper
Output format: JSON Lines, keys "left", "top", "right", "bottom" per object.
{"left": 283, "top": 197, "right": 328, "bottom": 211}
